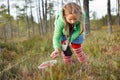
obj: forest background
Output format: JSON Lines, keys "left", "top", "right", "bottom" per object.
{"left": 0, "top": 0, "right": 120, "bottom": 80}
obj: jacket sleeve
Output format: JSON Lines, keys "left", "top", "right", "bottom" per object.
{"left": 53, "top": 15, "right": 64, "bottom": 49}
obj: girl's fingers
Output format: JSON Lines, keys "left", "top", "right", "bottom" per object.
{"left": 50, "top": 52, "right": 59, "bottom": 58}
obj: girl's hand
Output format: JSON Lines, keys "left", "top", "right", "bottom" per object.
{"left": 50, "top": 49, "right": 59, "bottom": 58}
{"left": 65, "top": 40, "right": 71, "bottom": 46}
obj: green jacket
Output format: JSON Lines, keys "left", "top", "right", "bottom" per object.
{"left": 53, "top": 11, "right": 86, "bottom": 49}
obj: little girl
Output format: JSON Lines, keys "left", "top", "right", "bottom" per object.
{"left": 50, "top": 2, "right": 87, "bottom": 64}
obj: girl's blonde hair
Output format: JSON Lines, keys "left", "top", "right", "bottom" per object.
{"left": 62, "top": 2, "right": 82, "bottom": 38}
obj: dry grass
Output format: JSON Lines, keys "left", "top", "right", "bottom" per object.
{"left": 0, "top": 27, "right": 120, "bottom": 80}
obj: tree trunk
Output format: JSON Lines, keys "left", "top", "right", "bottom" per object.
{"left": 7, "top": 0, "right": 13, "bottom": 37}
{"left": 37, "top": 0, "right": 43, "bottom": 35}
{"left": 16, "top": 19, "right": 20, "bottom": 36}
{"left": 83, "top": 0, "right": 90, "bottom": 34}
{"left": 41, "top": 0, "right": 46, "bottom": 35}
{"left": 50, "top": 12, "right": 53, "bottom": 32}
{"left": 25, "top": 0, "right": 30, "bottom": 38}
{"left": 48, "top": 2, "right": 54, "bottom": 32}
{"left": 118, "top": 0, "right": 120, "bottom": 27}
{"left": 107, "top": 0, "right": 112, "bottom": 33}
{"left": 3, "top": 25, "right": 7, "bottom": 42}
{"left": 29, "top": 0, "right": 35, "bottom": 35}
{"left": 7, "top": 0, "right": 10, "bottom": 14}
{"left": 45, "top": 0, "right": 47, "bottom": 34}
{"left": 37, "top": 0, "right": 40, "bottom": 35}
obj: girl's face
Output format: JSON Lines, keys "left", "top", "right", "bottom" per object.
{"left": 65, "top": 14, "right": 78, "bottom": 24}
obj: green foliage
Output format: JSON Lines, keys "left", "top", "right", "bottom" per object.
{"left": 90, "top": 20, "right": 103, "bottom": 30}
{"left": 0, "top": 43, "right": 18, "bottom": 53}
{"left": 0, "top": 22, "right": 5, "bottom": 28}
{"left": 2, "top": 14, "right": 13, "bottom": 21}
{"left": 90, "top": 15, "right": 118, "bottom": 30}
{"left": 22, "top": 36, "right": 53, "bottom": 54}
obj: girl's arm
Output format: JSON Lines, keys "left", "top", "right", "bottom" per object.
{"left": 53, "top": 14, "right": 64, "bottom": 50}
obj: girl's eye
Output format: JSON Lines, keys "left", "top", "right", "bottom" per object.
{"left": 69, "top": 19, "right": 77, "bottom": 21}
{"left": 72, "top": 18, "right": 77, "bottom": 20}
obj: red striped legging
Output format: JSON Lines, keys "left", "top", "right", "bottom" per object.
{"left": 62, "top": 43, "right": 87, "bottom": 64}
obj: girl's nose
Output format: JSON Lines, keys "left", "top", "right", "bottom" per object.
{"left": 71, "top": 20, "right": 75, "bottom": 24}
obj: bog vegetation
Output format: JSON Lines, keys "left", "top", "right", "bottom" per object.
{"left": 0, "top": 0, "right": 120, "bottom": 79}
{"left": 0, "top": 25, "right": 120, "bottom": 80}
